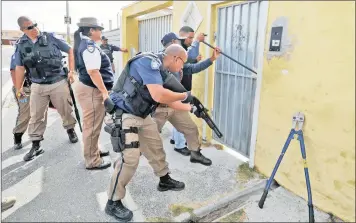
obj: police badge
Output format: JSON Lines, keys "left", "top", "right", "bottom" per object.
{"left": 151, "top": 60, "right": 159, "bottom": 70}
{"left": 87, "top": 44, "right": 95, "bottom": 53}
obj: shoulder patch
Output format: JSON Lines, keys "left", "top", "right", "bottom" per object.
{"left": 52, "top": 33, "right": 64, "bottom": 40}
{"left": 151, "top": 60, "right": 160, "bottom": 70}
{"left": 87, "top": 41, "right": 95, "bottom": 53}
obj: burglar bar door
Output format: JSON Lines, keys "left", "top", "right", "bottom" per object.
{"left": 138, "top": 14, "right": 173, "bottom": 53}
{"left": 213, "top": 1, "right": 263, "bottom": 157}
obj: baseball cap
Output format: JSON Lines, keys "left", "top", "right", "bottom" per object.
{"left": 161, "top": 32, "right": 186, "bottom": 47}
{"left": 102, "top": 36, "right": 108, "bottom": 40}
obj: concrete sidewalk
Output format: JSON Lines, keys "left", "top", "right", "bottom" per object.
{"left": 213, "top": 186, "right": 342, "bottom": 223}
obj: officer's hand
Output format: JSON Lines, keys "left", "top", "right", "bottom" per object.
{"left": 68, "top": 71, "right": 75, "bottom": 84}
{"left": 121, "top": 48, "right": 128, "bottom": 53}
{"left": 210, "top": 47, "right": 221, "bottom": 61}
{"left": 181, "top": 91, "right": 194, "bottom": 104}
{"left": 196, "top": 33, "right": 205, "bottom": 42}
{"left": 102, "top": 92, "right": 109, "bottom": 103}
{"left": 196, "top": 54, "right": 202, "bottom": 62}
{"left": 16, "top": 88, "right": 28, "bottom": 100}
{"left": 190, "top": 104, "right": 208, "bottom": 118}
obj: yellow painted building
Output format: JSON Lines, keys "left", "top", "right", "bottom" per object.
{"left": 120, "top": 1, "right": 355, "bottom": 221}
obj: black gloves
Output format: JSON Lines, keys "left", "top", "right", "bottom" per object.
{"left": 104, "top": 97, "right": 116, "bottom": 114}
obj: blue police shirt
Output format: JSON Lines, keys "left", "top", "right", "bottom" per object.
{"left": 111, "top": 57, "right": 163, "bottom": 113}
{"left": 10, "top": 53, "right": 16, "bottom": 71}
{"left": 14, "top": 33, "right": 70, "bottom": 76}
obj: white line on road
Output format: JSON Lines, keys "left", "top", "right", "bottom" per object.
{"left": 1, "top": 167, "right": 44, "bottom": 220}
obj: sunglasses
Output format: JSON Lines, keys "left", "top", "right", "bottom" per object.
{"left": 174, "top": 56, "right": 185, "bottom": 64}
{"left": 24, "top": 23, "right": 37, "bottom": 30}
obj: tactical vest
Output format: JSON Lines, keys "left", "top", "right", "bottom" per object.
{"left": 100, "top": 44, "right": 114, "bottom": 61}
{"left": 17, "top": 32, "right": 65, "bottom": 84}
{"left": 77, "top": 39, "right": 114, "bottom": 90}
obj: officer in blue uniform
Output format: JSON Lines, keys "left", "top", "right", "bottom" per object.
{"left": 100, "top": 36, "right": 128, "bottom": 73}
{"left": 73, "top": 17, "right": 112, "bottom": 170}
{"left": 105, "top": 44, "right": 199, "bottom": 221}
{"left": 14, "top": 16, "right": 78, "bottom": 161}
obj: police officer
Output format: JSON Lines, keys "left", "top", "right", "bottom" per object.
{"left": 100, "top": 36, "right": 128, "bottom": 73}
{"left": 105, "top": 44, "right": 198, "bottom": 221}
{"left": 151, "top": 32, "right": 221, "bottom": 166}
{"left": 170, "top": 26, "right": 207, "bottom": 155}
{"left": 73, "top": 17, "right": 112, "bottom": 170}
{"left": 14, "top": 16, "right": 78, "bottom": 161}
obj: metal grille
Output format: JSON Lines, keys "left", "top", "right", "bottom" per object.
{"left": 138, "top": 14, "right": 173, "bottom": 53}
{"left": 213, "top": 1, "right": 261, "bottom": 157}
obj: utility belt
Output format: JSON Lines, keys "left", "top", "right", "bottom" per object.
{"left": 104, "top": 109, "right": 140, "bottom": 153}
{"left": 31, "top": 75, "right": 66, "bottom": 85}
{"left": 158, "top": 104, "right": 169, "bottom": 108}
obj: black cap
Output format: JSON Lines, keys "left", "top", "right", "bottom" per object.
{"left": 102, "top": 36, "right": 108, "bottom": 40}
{"left": 161, "top": 32, "right": 186, "bottom": 47}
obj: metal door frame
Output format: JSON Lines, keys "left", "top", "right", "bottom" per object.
{"left": 210, "top": 1, "right": 269, "bottom": 167}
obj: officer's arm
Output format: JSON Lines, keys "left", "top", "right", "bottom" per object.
{"left": 111, "top": 45, "right": 121, "bottom": 52}
{"left": 187, "top": 41, "right": 200, "bottom": 61}
{"left": 14, "top": 50, "right": 25, "bottom": 91}
{"left": 147, "top": 84, "right": 188, "bottom": 104}
{"left": 52, "top": 34, "right": 75, "bottom": 72}
{"left": 83, "top": 48, "right": 109, "bottom": 97}
{"left": 136, "top": 59, "right": 188, "bottom": 103}
{"left": 183, "top": 58, "right": 213, "bottom": 75}
{"left": 10, "top": 54, "right": 17, "bottom": 86}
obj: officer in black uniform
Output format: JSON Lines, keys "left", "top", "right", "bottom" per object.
{"left": 14, "top": 16, "right": 78, "bottom": 161}
{"left": 100, "top": 36, "right": 128, "bottom": 73}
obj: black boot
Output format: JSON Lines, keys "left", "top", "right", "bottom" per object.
{"left": 170, "top": 139, "right": 175, "bottom": 144}
{"left": 190, "top": 149, "right": 212, "bottom": 166}
{"left": 157, "top": 174, "right": 185, "bottom": 192}
{"left": 13, "top": 133, "right": 23, "bottom": 150}
{"left": 67, "top": 128, "right": 78, "bottom": 143}
{"left": 105, "top": 200, "right": 133, "bottom": 222}
{"left": 174, "top": 147, "right": 191, "bottom": 156}
{"left": 23, "top": 140, "right": 44, "bottom": 162}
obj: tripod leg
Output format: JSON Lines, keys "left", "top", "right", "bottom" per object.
{"left": 258, "top": 129, "right": 295, "bottom": 209}
{"left": 298, "top": 131, "right": 315, "bottom": 223}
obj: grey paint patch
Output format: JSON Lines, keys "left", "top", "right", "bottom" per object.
{"left": 266, "top": 16, "right": 295, "bottom": 61}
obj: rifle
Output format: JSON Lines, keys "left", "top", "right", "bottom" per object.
{"left": 192, "top": 97, "right": 223, "bottom": 138}
{"left": 163, "top": 72, "right": 223, "bottom": 138}
{"left": 64, "top": 67, "right": 83, "bottom": 132}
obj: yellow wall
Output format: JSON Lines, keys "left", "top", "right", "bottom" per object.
{"left": 255, "top": 1, "right": 355, "bottom": 222}
{"left": 122, "top": 1, "right": 355, "bottom": 221}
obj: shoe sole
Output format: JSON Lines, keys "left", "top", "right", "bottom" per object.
{"left": 100, "top": 152, "right": 110, "bottom": 157}
{"left": 157, "top": 185, "right": 185, "bottom": 192}
{"left": 24, "top": 149, "right": 44, "bottom": 162}
{"left": 69, "top": 139, "right": 78, "bottom": 143}
{"left": 86, "top": 163, "right": 111, "bottom": 170}
{"left": 105, "top": 207, "right": 133, "bottom": 222}
{"left": 190, "top": 159, "right": 212, "bottom": 166}
{"left": 174, "top": 150, "right": 191, "bottom": 156}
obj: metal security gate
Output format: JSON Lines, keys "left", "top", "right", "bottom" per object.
{"left": 138, "top": 14, "right": 173, "bottom": 53}
{"left": 213, "top": 1, "right": 263, "bottom": 157}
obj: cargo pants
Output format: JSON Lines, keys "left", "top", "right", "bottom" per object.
{"left": 28, "top": 79, "right": 77, "bottom": 141}
{"left": 107, "top": 113, "right": 169, "bottom": 201}
{"left": 75, "top": 81, "right": 106, "bottom": 168}
{"left": 151, "top": 105, "right": 201, "bottom": 152}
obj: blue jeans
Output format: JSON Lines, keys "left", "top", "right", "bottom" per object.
{"left": 172, "top": 127, "right": 186, "bottom": 149}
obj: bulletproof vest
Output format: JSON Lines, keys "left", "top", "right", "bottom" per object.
{"left": 17, "top": 32, "right": 64, "bottom": 84}
{"left": 112, "top": 52, "right": 185, "bottom": 118}
{"left": 100, "top": 44, "right": 114, "bottom": 61}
